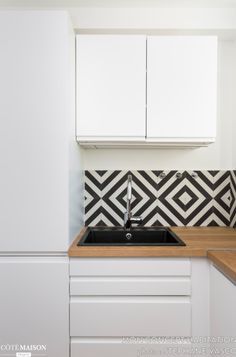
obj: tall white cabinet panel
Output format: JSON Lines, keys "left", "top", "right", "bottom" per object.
{"left": 76, "top": 35, "right": 146, "bottom": 140}
{"left": 147, "top": 36, "right": 217, "bottom": 143}
{"left": 0, "top": 257, "right": 69, "bottom": 357}
{"left": 0, "top": 12, "right": 81, "bottom": 252}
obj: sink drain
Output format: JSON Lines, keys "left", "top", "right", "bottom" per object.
{"left": 125, "top": 233, "right": 132, "bottom": 240}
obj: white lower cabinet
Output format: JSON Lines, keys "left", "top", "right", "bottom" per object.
{"left": 0, "top": 257, "right": 69, "bottom": 357}
{"left": 70, "top": 258, "right": 196, "bottom": 357}
{"left": 210, "top": 264, "right": 236, "bottom": 354}
{"left": 70, "top": 296, "right": 191, "bottom": 337}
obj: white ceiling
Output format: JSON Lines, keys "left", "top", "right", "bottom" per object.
{"left": 1, "top": 0, "right": 236, "bottom": 8}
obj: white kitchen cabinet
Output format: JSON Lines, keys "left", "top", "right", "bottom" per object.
{"left": 70, "top": 296, "right": 191, "bottom": 337}
{"left": 70, "top": 276, "right": 191, "bottom": 295}
{"left": 70, "top": 256, "right": 191, "bottom": 276}
{"left": 191, "top": 258, "right": 211, "bottom": 354}
{"left": 0, "top": 11, "right": 82, "bottom": 252}
{"left": 147, "top": 36, "right": 217, "bottom": 145}
{"left": 70, "top": 257, "right": 192, "bottom": 356}
{"left": 0, "top": 257, "right": 69, "bottom": 357}
{"left": 210, "top": 264, "right": 236, "bottom": 352}
{"left": 76, "top": 35, "right": 146, "bottom": 141}
{"left": 76, "top": 35, "right": 217, "bottom": 147}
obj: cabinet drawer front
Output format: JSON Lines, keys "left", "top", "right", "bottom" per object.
{"left": 70, "top": 297, "right": 191, "bottom": 337}
{"left": 70, "top": 258, "right": 191, "bottom": 276}
{"left": 70, "top": 276, "right": 191, "bottom": 296}
{"left": 71, "top": 338, "right": 192, "bottom": 357}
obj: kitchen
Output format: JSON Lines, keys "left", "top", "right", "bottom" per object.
{"left": 0, "top": 1, "right": 236, "bottom": 357}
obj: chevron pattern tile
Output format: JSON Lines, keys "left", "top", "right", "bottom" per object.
{"left": 156, "top": 171, "right": 212, "bottom": 226}
{"left": 230, "top": 170, "right": 236, "bottom": 227}
{"left": 84, "top": 170, "right": 235, "bottom": 227}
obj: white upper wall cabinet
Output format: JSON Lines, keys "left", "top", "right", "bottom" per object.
{"left": 76, "top": 35, "right": 217, "bottom": 147}
{"left": 147, "top": 36, "right": 217, "bottom": 145}
{"left": 76, "top": 35, "right": 146, "bottom": 141}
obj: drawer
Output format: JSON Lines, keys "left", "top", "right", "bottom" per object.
{"left": 71, "top": 337, "right": 192, "bottom": 357}
{"left": 70, "top": 276, "right": 191, "bottom": 296}
{"left": 70, "top": 258, "right": 191, "bottom": 276}
{"left": 70, "top": 296, "right": 191, "bottom": 337}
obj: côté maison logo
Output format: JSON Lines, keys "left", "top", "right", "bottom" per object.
{"left": 0, "top": 344, "right": 47, "bottom": 357}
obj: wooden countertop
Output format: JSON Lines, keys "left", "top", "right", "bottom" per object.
{"left": 69, "top": 226, "right": 236, "bottom": 257}
{"left": 207, "top": 250, "right": 236, "bottom": 284}
{"left": 68, "top": 227, "right": 236, "bottom": 283}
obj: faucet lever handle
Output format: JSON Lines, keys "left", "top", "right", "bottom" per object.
{"left": 130, "top": 216, "right": 143, "bottom": 225}
{"left": 127, "top": 175, "right": 132, "bottom": 200}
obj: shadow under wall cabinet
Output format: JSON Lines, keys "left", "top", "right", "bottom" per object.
{"left": 69, "top": 257, "right": 210, "bottom": 357}
{"left": 76, "top": 35, "right": 217, "bottom": 148}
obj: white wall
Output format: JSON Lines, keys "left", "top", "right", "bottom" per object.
{"left": 70, "top": 7, "right": 236, "bottom": 30}
{"left": 82, "top": 39, "right": 236, "bottom": 170}
{"left": 232, "top": 42, "right": 236, "bottom": 168}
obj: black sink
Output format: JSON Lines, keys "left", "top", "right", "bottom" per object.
{"left": 78, "top": 227, "right": 186, "bottom": 246}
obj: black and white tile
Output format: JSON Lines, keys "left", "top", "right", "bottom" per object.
{"left": 156, "top": 171, "right": 212, "bottom": 226}
{"left": 84, "top": 170, "right": 236, "bottom": 227}
{"left": 230, "top": 170, "right": 236, "bottom": 227}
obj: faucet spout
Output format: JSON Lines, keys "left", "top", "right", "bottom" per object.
{"left": 124, "top": 175, "right": 142, "bottom": 230}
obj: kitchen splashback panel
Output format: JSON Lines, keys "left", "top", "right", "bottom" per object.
{"left": 85, "top": 170, "right": 236, "bottom": 227}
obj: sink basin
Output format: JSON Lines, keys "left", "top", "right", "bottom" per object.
{"left": 78, "top": 227, "right": 186, "bottom": 246}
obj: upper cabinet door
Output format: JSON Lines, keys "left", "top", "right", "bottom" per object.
{"left": 76, "top": 35, "right": 146, "bottom": 140}
{"left": 147, "top": 36, "right": 217, "bottom": 142}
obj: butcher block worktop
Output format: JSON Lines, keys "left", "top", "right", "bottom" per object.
{"left": 69, "top": 226, "right": 236, "bottom": 283}
{"left": 69, "top": 227, "right": 236, "bottom": 257}
{"left": 207, "top": 250, "right": 236, "bottom": 284}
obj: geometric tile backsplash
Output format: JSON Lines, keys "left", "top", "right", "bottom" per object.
{"left": 85, "top": 170, "right": 236, "bottom": 227}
